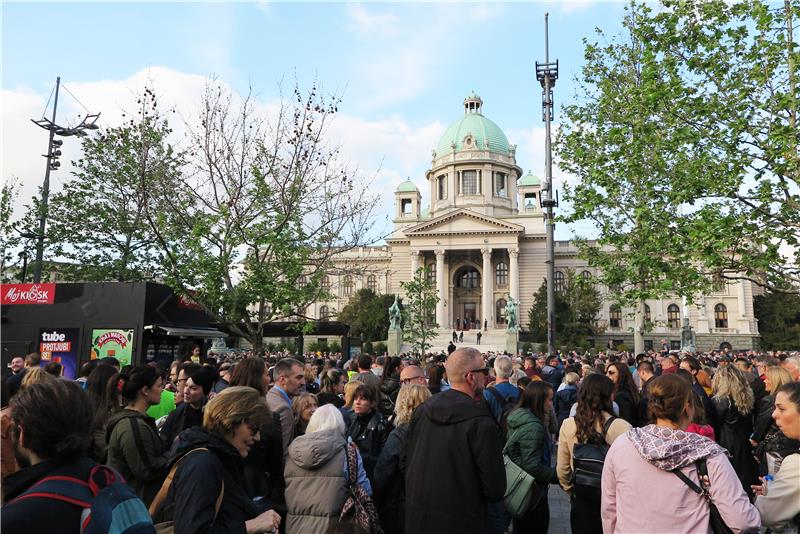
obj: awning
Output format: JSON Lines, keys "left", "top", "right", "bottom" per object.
{"left": 146, "top": 325, "right": 228, "bottom": 338}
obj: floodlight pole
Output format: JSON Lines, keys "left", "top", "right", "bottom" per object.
{"left": 33, "top": 77, "right": 60, "bottom": 283}
{"left": 537, "top": 14, "right": 559, "bottom": 356}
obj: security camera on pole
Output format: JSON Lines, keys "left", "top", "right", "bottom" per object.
{"left": 536, "top": 14, "right": 559, "bottom": 357}
{"left": 30, "top": 77, "right": 100, "bottom": 283}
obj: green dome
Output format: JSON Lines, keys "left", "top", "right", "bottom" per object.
{"left": 435, "top": 93, "right": 510, "bottom": 157}
{"left": 518, "top": 171, "right": 540, "bottom": 187}
{"left": 396, "top": 178, "right": 419, "bottom": 193}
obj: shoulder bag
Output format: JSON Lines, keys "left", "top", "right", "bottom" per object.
{"left": 502, "top": 425, "right": 536, "bottom": 518}
{"left": 672, "top": 459, "right": 733, "bottom": 534}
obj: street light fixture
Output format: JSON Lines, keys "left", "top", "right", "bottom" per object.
{"left": 30, "top": 76, "right": 100, "bottom": 283}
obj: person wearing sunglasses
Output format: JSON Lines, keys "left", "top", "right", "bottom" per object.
{"left": 404, "top": 348, "right": 505, "bottom": 534}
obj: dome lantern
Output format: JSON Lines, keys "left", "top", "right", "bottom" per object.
{"left": 463, "top": 91, "right": 483, "bottom": 114}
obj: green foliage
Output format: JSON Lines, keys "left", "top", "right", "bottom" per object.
{"left": 46, "top": 87, "right": 182, "bottom": 282}
{"left": 0, "top": 177, "right": 22, "bottom": 282}
{"left": 373, "top": 341, "right": 387, "bottom": 355}
{"left": 558, "top": 0, "right": 800, "bottom": 307}
{"left": 527, "top": 271, "right": 603, "bottom": 348}
{"left": 337, "top": 289, "right": 397, "bottom": 342}
{"left": 754, "top": 291, "right": 800, "bottom": 350}
{"left": 401, "top": 267, "right": 439, "bottom": 355}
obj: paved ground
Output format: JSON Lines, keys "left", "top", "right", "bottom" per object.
{"left": 547, "top": 485, "right": 572, "bottom": 534}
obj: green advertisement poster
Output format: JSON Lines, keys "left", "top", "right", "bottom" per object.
{"left": 91, "top": 328, "right": 134, "bottom": 366}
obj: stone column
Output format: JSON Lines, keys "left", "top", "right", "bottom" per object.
{"left": 509, "top": 246, "right": 520, "bottom": 301}
{"left": 435, "top": 249, "right": 446, "bottom": 328}
{"left": 410, "top": 249, "right": 420, "bottom": 276}
{"left": 482, "top": 247, "right": 493, "bottom": 328}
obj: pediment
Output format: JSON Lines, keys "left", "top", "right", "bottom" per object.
{"left": 404, "top": 209, "right": 523, "bottom": 236}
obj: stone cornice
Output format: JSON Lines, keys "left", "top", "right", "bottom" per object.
{"left": 404, "top": 208, "right": 524, "bottom": 237}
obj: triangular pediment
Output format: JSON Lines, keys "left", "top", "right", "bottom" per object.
{"left": 404, "top": 209, "right": 523, "bottom": 236}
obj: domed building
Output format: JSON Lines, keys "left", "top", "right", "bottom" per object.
{"left": 308, "top": 94, "right": 759, "bottom": 352}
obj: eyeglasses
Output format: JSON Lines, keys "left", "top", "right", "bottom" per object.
{"left": 465, "top": 367, "right": 490, "bottom": 378}
{"left": 401, "top": 376, "right": 425, "bottom": 384}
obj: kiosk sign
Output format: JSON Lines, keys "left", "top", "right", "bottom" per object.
{"left": 91, "top": 328, "right": 134, "bottom": 366}
{"left": 1, "top": 283, "right": 56, "bottom": 305}
{"left": 38, "top": 328, "right": 80, "bottom": 379}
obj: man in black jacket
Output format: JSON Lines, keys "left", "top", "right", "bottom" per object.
{"left": 402, "top": 347, "right": 505, "bottom": 534}
{"left": 2, "top": 380, "right": 99, "bottom": 532}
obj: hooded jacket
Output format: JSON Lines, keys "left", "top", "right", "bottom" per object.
{"left": 373, "top": 423, "right": 410, "bottom": 534}
{"left": 601, "top": 426, "right": 760, "bottom": 533}
{"left": 284, "top": 429, "right": 348, "bottom": 534}
{"left": 402, "top": 388, "right": 505, "bottom": 534}
{"left": 105, "top": 408, "right": 168, "bottom": 506}
{"left": 505, "top": 408, "right": 558, "bottom": 510}
{"left": 159, "top": 427, "right": 262, "bottom": 534}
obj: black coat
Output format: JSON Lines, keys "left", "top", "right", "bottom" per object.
{"left": 379, "top": 374, "right": 401, "bottom": 418}
{"left": 554, "top": 385, "right": 578, "bottom": 430}
{"left": 160, "top": 402, "right": 204, "bottom": 448}
{"left": 712, "top": 396, "right": 758, "bottom": 493}
{"left": 614, "top": 389, "right": 638, "bottom": 426}
{"left": 2, "top": 457, "right": 97, "bottom": 534}
{"left": 346, "top": 410, "right": 389, "bottom": 480}
{"left": 373, "top": 423, "right": 409, "bottom": 534}
{"left": 242, "top": 411, "right": 285, "bottom": 512}
{"left": 402, "top": 389, "right": 505, "bottom": 534}
{"left": 161, "top": 427, "right": 263, "bottom": 534}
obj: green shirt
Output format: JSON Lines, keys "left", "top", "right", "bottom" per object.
{"left": 146, "top": 389, "right": 176, "bottom": 420}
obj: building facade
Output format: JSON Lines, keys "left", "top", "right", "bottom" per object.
{"left": 309, "top": 94, "right": 759, "bottom": 352}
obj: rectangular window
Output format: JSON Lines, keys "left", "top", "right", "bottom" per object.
{"left": 438, "top": 175, "right": 447, "bottom": 200}
{"left": 524, "top": 193, "right": 536, "bottom": 210}
{"left": 462, "top": 170, "right": 477, "bottom": 195}
{"left": 494, "top": 172, "right": 506, "bottom": 197}
{"left": 401, "top": 199, "right": 412, "bottom": 215}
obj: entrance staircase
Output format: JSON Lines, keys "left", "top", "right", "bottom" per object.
{"left": 415, "top": 327, "right": 510, "bottom": 354}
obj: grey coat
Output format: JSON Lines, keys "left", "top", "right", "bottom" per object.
{"left": 266, "top": 387, "right": 294, "bottom": 458}
{"left": 284, "top": 429, "right": 348, "bottom": 534}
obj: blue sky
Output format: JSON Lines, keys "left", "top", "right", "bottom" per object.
{"left": 2, "top": 1, "right": 629, "bottom": 239}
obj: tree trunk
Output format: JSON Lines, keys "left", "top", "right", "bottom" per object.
{"left": 633, "top": 298, "right": 646, "bottom": 355}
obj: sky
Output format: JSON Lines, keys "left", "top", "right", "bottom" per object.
{"left": 2, "top": 1, "right": 631, "bottom": 242}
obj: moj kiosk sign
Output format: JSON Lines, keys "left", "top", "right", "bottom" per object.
{"left": 1, "top": 283, "right": 56, "bottom": 305}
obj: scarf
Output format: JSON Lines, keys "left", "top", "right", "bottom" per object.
{"left": 627, "top": 424, "right": 729, "bottom": 471}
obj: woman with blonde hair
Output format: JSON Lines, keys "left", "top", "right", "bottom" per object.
{"left": 292, "top": 392, "right": 318, "bottom": 438}
{"left": 752, "top": 365, "right": 798, "bottom": 475}
{"left": 712, "top": 365, "right": 758, "bottom": 496}
{"left": 340, "top": 379, "right": 362, "bottom": 426}
{"left": 151, "top": 386, "right": 280, "bottom": 534}
{"left": 373, "top": 384, "right": 431, "bottom": 534}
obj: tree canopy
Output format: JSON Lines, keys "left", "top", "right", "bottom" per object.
{"left": 337, "top": 288, "right": 397, "bottom": 343}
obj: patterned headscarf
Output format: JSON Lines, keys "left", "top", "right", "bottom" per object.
{"left": 627, "top": 424, "right": 730, "bottom": 471}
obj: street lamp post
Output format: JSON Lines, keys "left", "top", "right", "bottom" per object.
{"left": 30, "top": 76, "right": 99, "bottom": 283}
{"left": 536, "top": 14, "right": 559, "bottom": 356}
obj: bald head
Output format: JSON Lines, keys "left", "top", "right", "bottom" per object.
{"left": 446, "top": 347, "right": 483, "bottom": 386}
{"left": 400, "top": 365, "right": 426, "bottom": 386}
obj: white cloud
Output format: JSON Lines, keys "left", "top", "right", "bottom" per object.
{"left": 345, "top": 3, "right": 399, "bottom": 38}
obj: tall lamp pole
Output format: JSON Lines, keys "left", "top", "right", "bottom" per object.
{"left": 536, "top": 13, "right": 559, "bottom": 356}
{"left": 31, "top": 77, "right": 99, "bottom": 282}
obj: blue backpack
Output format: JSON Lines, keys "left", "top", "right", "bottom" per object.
{"left": 10, "top": 464, "right": 155, "bottom": 534}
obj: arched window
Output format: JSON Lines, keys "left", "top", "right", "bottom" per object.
{"left": 644, "top": 304, "right": 651, "bottom": 323}
{"left": 426, "top": 263, "right": 436, "bottom": 284}
{"left": 609, "top": 305, "right": 622, "bottom": 328}
{"left": 367, "top": 274, "right": 377, "bottom": 293}
{"left": 581, "top": 270, "right": 592, "bottom": 281}
{"left": 321, "top": 276, "right": 330, "bottom": 291}
{"left": 496, "top": 298, "right": 507, "bottom": 325}
{"left": 319, "top": 305, "right": 329, "bottom": 321}
{"left": 457, "top": 268, "right": 480, "bottom": 289}
{"left": 298, "top": 275, "right": 307, "bottom": 287}
{"left": 714, "top": 303, "right": 728, "bottom": 328}
{"left": 667, "top": 304, "right": 680, "bottom": 329}
{"left": 495, "top": 262, "right": 508, "bottom": 286}
{"left": 343, "top": 275, "right": 354, "bottom": 297}
{"left": 554, "top": 271, "right": 565, "bottom": 293}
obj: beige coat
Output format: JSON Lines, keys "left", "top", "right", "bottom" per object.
{"left": 267, "top": 387, "right": 294, "bottom": 458}
{"left": 556, "top": 411, "right": 630, "bottom": 494}
{"left": 756, "top": 453, "right": 800, "bottom": 527}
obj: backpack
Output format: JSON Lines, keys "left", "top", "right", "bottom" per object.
{"left": 569, "top": 416, "right": 617, "bottom": 502}
{"left": 487, "top": 385, "right": 519, "bottom": 438}
{"left": 9, "top": 464, "right": 155, "bottom": 534}
{"left": 339, "top": 441, "right": 384, "bottom": 534}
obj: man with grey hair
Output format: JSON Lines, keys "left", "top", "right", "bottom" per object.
{"left": 403, "top": 348, "right": 505, "bottom": 534}
{"left": 782, "top": 355, "right": 800, "bottom": 381}
{"left": 483, "top": 354, "right": 521, "bottom": 424}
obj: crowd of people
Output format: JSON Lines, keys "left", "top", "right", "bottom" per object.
{"left": 1, "top": 345, "right": 799, "bottom": 534}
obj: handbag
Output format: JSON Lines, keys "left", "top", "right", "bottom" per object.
{"left": 503, "top": 453, "right": 536, "bottom": 518}
{"left": 672, "top": 459, "right": 734, "bottom": 534}
{"left": 339, "top": 442, "right": 384, "bottom": 534}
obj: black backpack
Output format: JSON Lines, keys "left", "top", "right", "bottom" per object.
{"left": 570, "top": 416, "right": 617, "bottom": 502}
{"left": 486, "top": 385, "right": 519, "bottom": 439}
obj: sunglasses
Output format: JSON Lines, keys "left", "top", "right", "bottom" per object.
{"left": 401, "top": 376, "right": 425, "bottom": 384}
{"left": 465, "top": 367, "right": 490, "bottom": 378}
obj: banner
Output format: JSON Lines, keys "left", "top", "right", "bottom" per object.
{"left": 1, "top": 283, "right": 56, "bottom": 305}
{"left": 91, "top": 328, "right": 134, "bottom": 367}
{"left": 38, "top": 328, "right": 80, "bottom": 379}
